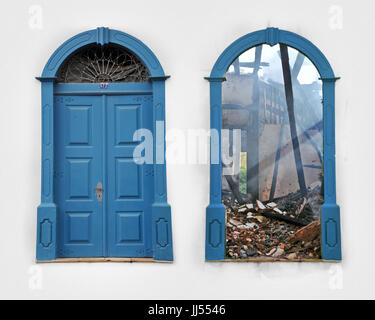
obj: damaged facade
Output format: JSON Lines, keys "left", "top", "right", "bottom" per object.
{"left": 222, "top": 44, "right": 324, "bottom": 260}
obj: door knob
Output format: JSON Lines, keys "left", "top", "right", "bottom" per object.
{"left": 95, "top": 182, "right": 103, "bottom": 202}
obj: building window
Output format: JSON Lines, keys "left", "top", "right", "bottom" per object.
{"left": 205, "top": 28, "right": 341, "bottom": 262}
{"left": 56, "top": 43, "right": 149, "bottom": 83}
{"left": 223, "top": 44, "right": 323, "bottom": 260}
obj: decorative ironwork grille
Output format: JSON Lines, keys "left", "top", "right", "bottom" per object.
{"left": 56, "top": 44, "right": 150, "bottom": 83}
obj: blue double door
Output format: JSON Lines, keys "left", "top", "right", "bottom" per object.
{"left": 54, "top": 94, "right": 153, "bottom": 258}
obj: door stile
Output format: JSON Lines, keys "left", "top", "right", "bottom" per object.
{"left": 102, "top": 94, "right": 108, "bottom": 257}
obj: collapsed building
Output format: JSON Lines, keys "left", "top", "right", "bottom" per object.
{"left": 221, "top": 45, "right": 324, "bottom": 259}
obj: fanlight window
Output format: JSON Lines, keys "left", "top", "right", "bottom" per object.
{"left": 56, "top": 44, "right": 150, "bottom": 83}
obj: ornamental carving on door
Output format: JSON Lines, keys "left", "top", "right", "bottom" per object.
{"left": 56, "top": 44, "right": 150, "bottom": 83}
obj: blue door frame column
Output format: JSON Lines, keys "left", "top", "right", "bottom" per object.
{"left": 205, "top": 28, "right": 342, "bottom": 261}
{"left": 36, "top": 27, "right": 173, "bottom": 261}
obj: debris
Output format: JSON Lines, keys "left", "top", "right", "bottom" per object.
{"left": 246, "top": 222, "right": 258, "bottom": 230}
{"left": 288, "top": 220, "right": 321, "bottom": 244}
{"left": 261, "top": 211, "right": 309, "bottom": 226}
{"left": 287, "top": 253, "right": 298, "bottom": 260}
{"left": 238, "top": 207, "right": 248, "bottom": 214}
{"left": 256, "top": 200, "right": 266, "bottom": 211}
{"left": 296, "top": 197, "right": 307, "bottom": 215}
{"left": 272, "top": 247, "right": 285, "bottom": 258}
{"left": 237, "top": 225, "right": 250, "bottom": 229}
{"left": 246, "top": 204, "right": 254, "bottom": 210}
{"left": 253, "top": 216, "right": 265, "bottom": 223}
{"left": 247, "top": 212, "right": 254, "bottom": 219}
{"left": 266, "top": 202, "right": 277, "bottom": 209}
{"left": 267, "top": 248, "right": 277, "bottom": 256}
{"left": 246, "top": 248, "right": 257, "bottom": 257}
{"left": 225, "top": 187, "right": 322, "bottom": 260}
{"left": 229, "top": 218, "right": 242, "bottom": 227}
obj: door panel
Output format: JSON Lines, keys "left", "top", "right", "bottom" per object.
{"left": 55, "top": 94, "right": 153, "bottom": 258}
{"left": 55, "top": 95, "right": 104, "bottom": 257}
{"left": 106, "top": 95, "right": 153, "bottom": 257}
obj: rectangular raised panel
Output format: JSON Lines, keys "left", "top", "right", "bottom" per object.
{"left": 115, "top": 105, "right": 140, "bottom": 144}
{"left": 67, "top": 159, "right": 91, "bottom": 199}
{"left": 116, "top": 212, "right": 143, "bottom": 243}
{"left": 116, "top": 158, "right": 140, "bottom": 198}
{"left": 67, "top": 212, "right": 92, "bottom": 243}
{"left": 67, "top": 106, "right": 91, "bottom": 145}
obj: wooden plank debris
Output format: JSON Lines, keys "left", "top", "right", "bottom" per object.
{"left": 261, "top": 211, "right": 309, "bottom": 227}
{"left": 288, "top": 220, "right": 321, "bottom": 243}
{"left": 280, "top": 44, "right": 307, "bottom": 195}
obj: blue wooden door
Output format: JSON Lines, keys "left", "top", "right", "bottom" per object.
{"left": 106, "top": 95, "right": 153, "bottom": 257}
{"left": 55, "top": 94, "right": 153, "bottom": 258}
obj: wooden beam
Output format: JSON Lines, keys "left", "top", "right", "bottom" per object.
{"left": 292, "top": 52, "right": 305, "bottom": 80}
{"left": 280, "top": 44, "right": 307, "bottom": 195}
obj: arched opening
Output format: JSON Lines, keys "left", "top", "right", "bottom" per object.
{"left": 205, "top": 28, "right": 341, "bottom": 261}
{"left": 223, "top": 44, "right": 323, "bottom": 260}
{"left": 36, "top": 28, "right": 173, "bottom": 262}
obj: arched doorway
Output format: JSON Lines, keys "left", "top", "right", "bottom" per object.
{"left": 205, "top": 28, "right": 341, "bottom": 261}
{"left": 36, "top": 28, "right": 173, "bottom": 262}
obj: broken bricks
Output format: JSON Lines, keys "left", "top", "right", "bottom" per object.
{"left": 225, "top": 189, "right": 322, "bottom": 260}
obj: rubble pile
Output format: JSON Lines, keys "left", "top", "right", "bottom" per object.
{"left": 225, "top": 186, "right": 323, "bottom": 260}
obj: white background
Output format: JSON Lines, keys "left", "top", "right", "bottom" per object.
{"left": 0, "top": 0, "right": 373, "bottom": 299}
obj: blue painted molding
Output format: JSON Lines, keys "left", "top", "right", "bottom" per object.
{"left": 54, "top": 83, "right": 153, "bottom": 95}
{"left": 149, "top": 75, "right": 171, "bottom": 81}
{"left": 205, "top": 27, "right": 341, "bottom": 261}
{"left": 210, "top": 28, "right": 335, "bottom": 79}
{"left": 41, "top": 27, "right": 165, "bottom": 78}
{"left": 36, "top": 77, "right": 57, "bottom": 82}
{"left": 149, "top": 77, "right": 173, "bottom": 261}
{"left": 36, "top": 27, "right": 173, "bottom": 261}
{"left": 204, "top": 77, "right": 226, "bottom": 83}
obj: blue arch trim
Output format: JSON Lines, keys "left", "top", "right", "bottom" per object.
{"left": 36, "top": 28, "right": 173, "bottom": 262}
{"left": 205, "top": 28, "right": 341, "bottom": 261}
{"left": 41, "top": 27, "right": 165, "bottom": 78}
{"left": 210, "top": 27, "right": 335, "bottom": 79}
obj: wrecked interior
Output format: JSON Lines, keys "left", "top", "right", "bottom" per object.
{"left": 222, "top": 44, "right": 323, "bottom": 260}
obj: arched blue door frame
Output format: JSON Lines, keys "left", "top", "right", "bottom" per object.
{"left": 36, "top": 27, "right": 173, "bottom": 261}
{"left": 205, "top": 27, "right": 341, "bottom": 261}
